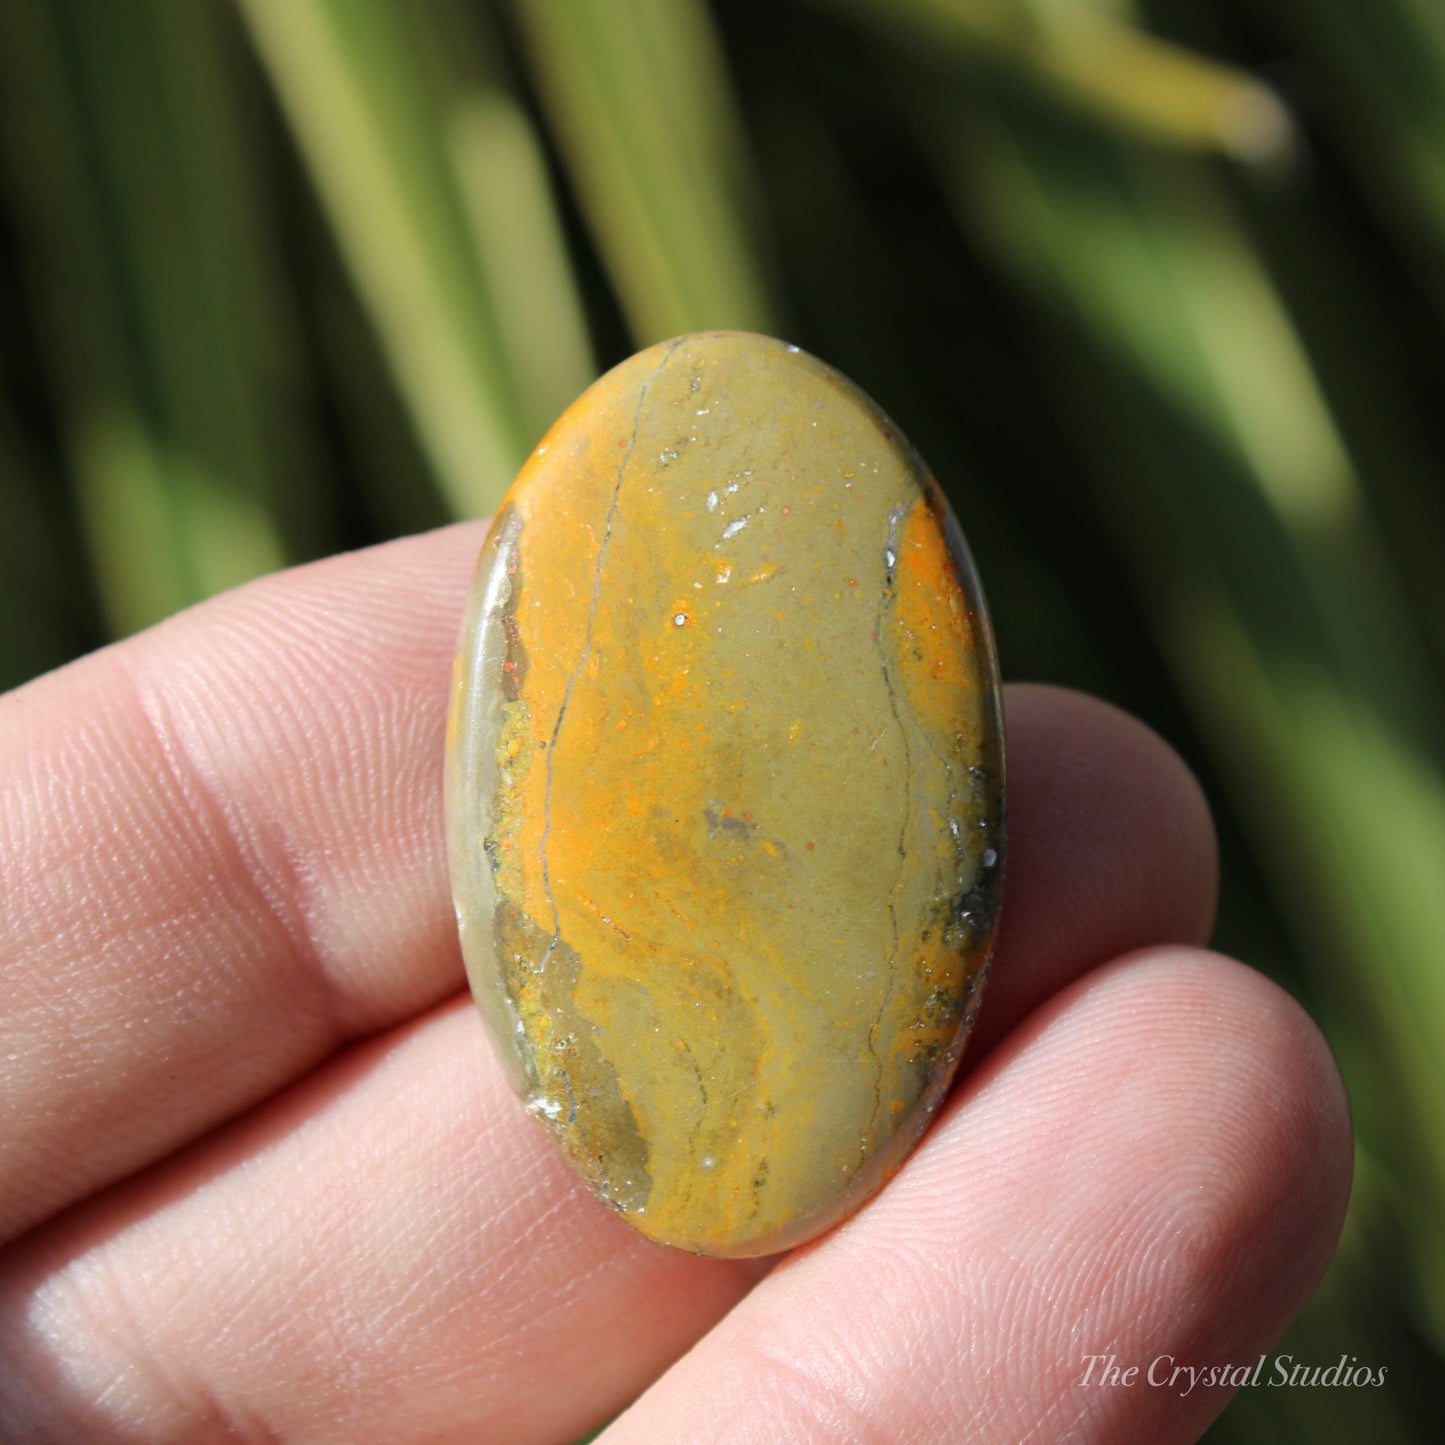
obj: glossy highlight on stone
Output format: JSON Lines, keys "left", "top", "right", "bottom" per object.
{"left": 446, "top": 332, "right": 1004, "bottom": 1257}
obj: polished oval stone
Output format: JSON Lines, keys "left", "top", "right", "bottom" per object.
{"left": 446, "top": 331, "right": 1004, "bottom": 1257}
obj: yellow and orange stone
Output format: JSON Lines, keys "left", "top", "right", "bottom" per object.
{"left": 446, "top": 332, "right": 1003, "bottom": 1257}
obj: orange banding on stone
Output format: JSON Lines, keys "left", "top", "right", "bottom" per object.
{"left": 447, "top": 332, "right": 1003, "bottom": 1257}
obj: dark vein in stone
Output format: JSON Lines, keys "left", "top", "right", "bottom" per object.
{"left": 560, "top": 1065, "right": 579, "bottom": 1126}
{"left": 866, "top": 502, "right": 914, "bottom": 1136}
{"left": 675, "top": 1033, "right": 710, "bottom": 1165}
{"left": 537, "top": 339, "right": 686, "bottom": 959}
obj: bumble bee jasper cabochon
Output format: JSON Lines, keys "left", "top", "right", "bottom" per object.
{"left": 446, "top": 332, "right": 1004, "bottom": 1257}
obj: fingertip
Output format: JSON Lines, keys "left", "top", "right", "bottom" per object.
{"left": 1143, "top": 950, "right": 1353, "bottom": 1318}
{"left": 973, "top": 685, "right": 1220, "bottom": 1053}
{"left": 1007, "top": 684, "right": 1219, "bottom": 943}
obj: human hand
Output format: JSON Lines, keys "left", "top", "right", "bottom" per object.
{"left": 0, "top": 522, "right": 1351, "bottom": 1442}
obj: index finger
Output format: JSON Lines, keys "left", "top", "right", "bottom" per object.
{"left": 0, "top": 522, "right": 486, "bottom": 1243}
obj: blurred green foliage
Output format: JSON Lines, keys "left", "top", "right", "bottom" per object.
{"left": 3, "top": 0, "right": 1445, "bottom": 1438}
